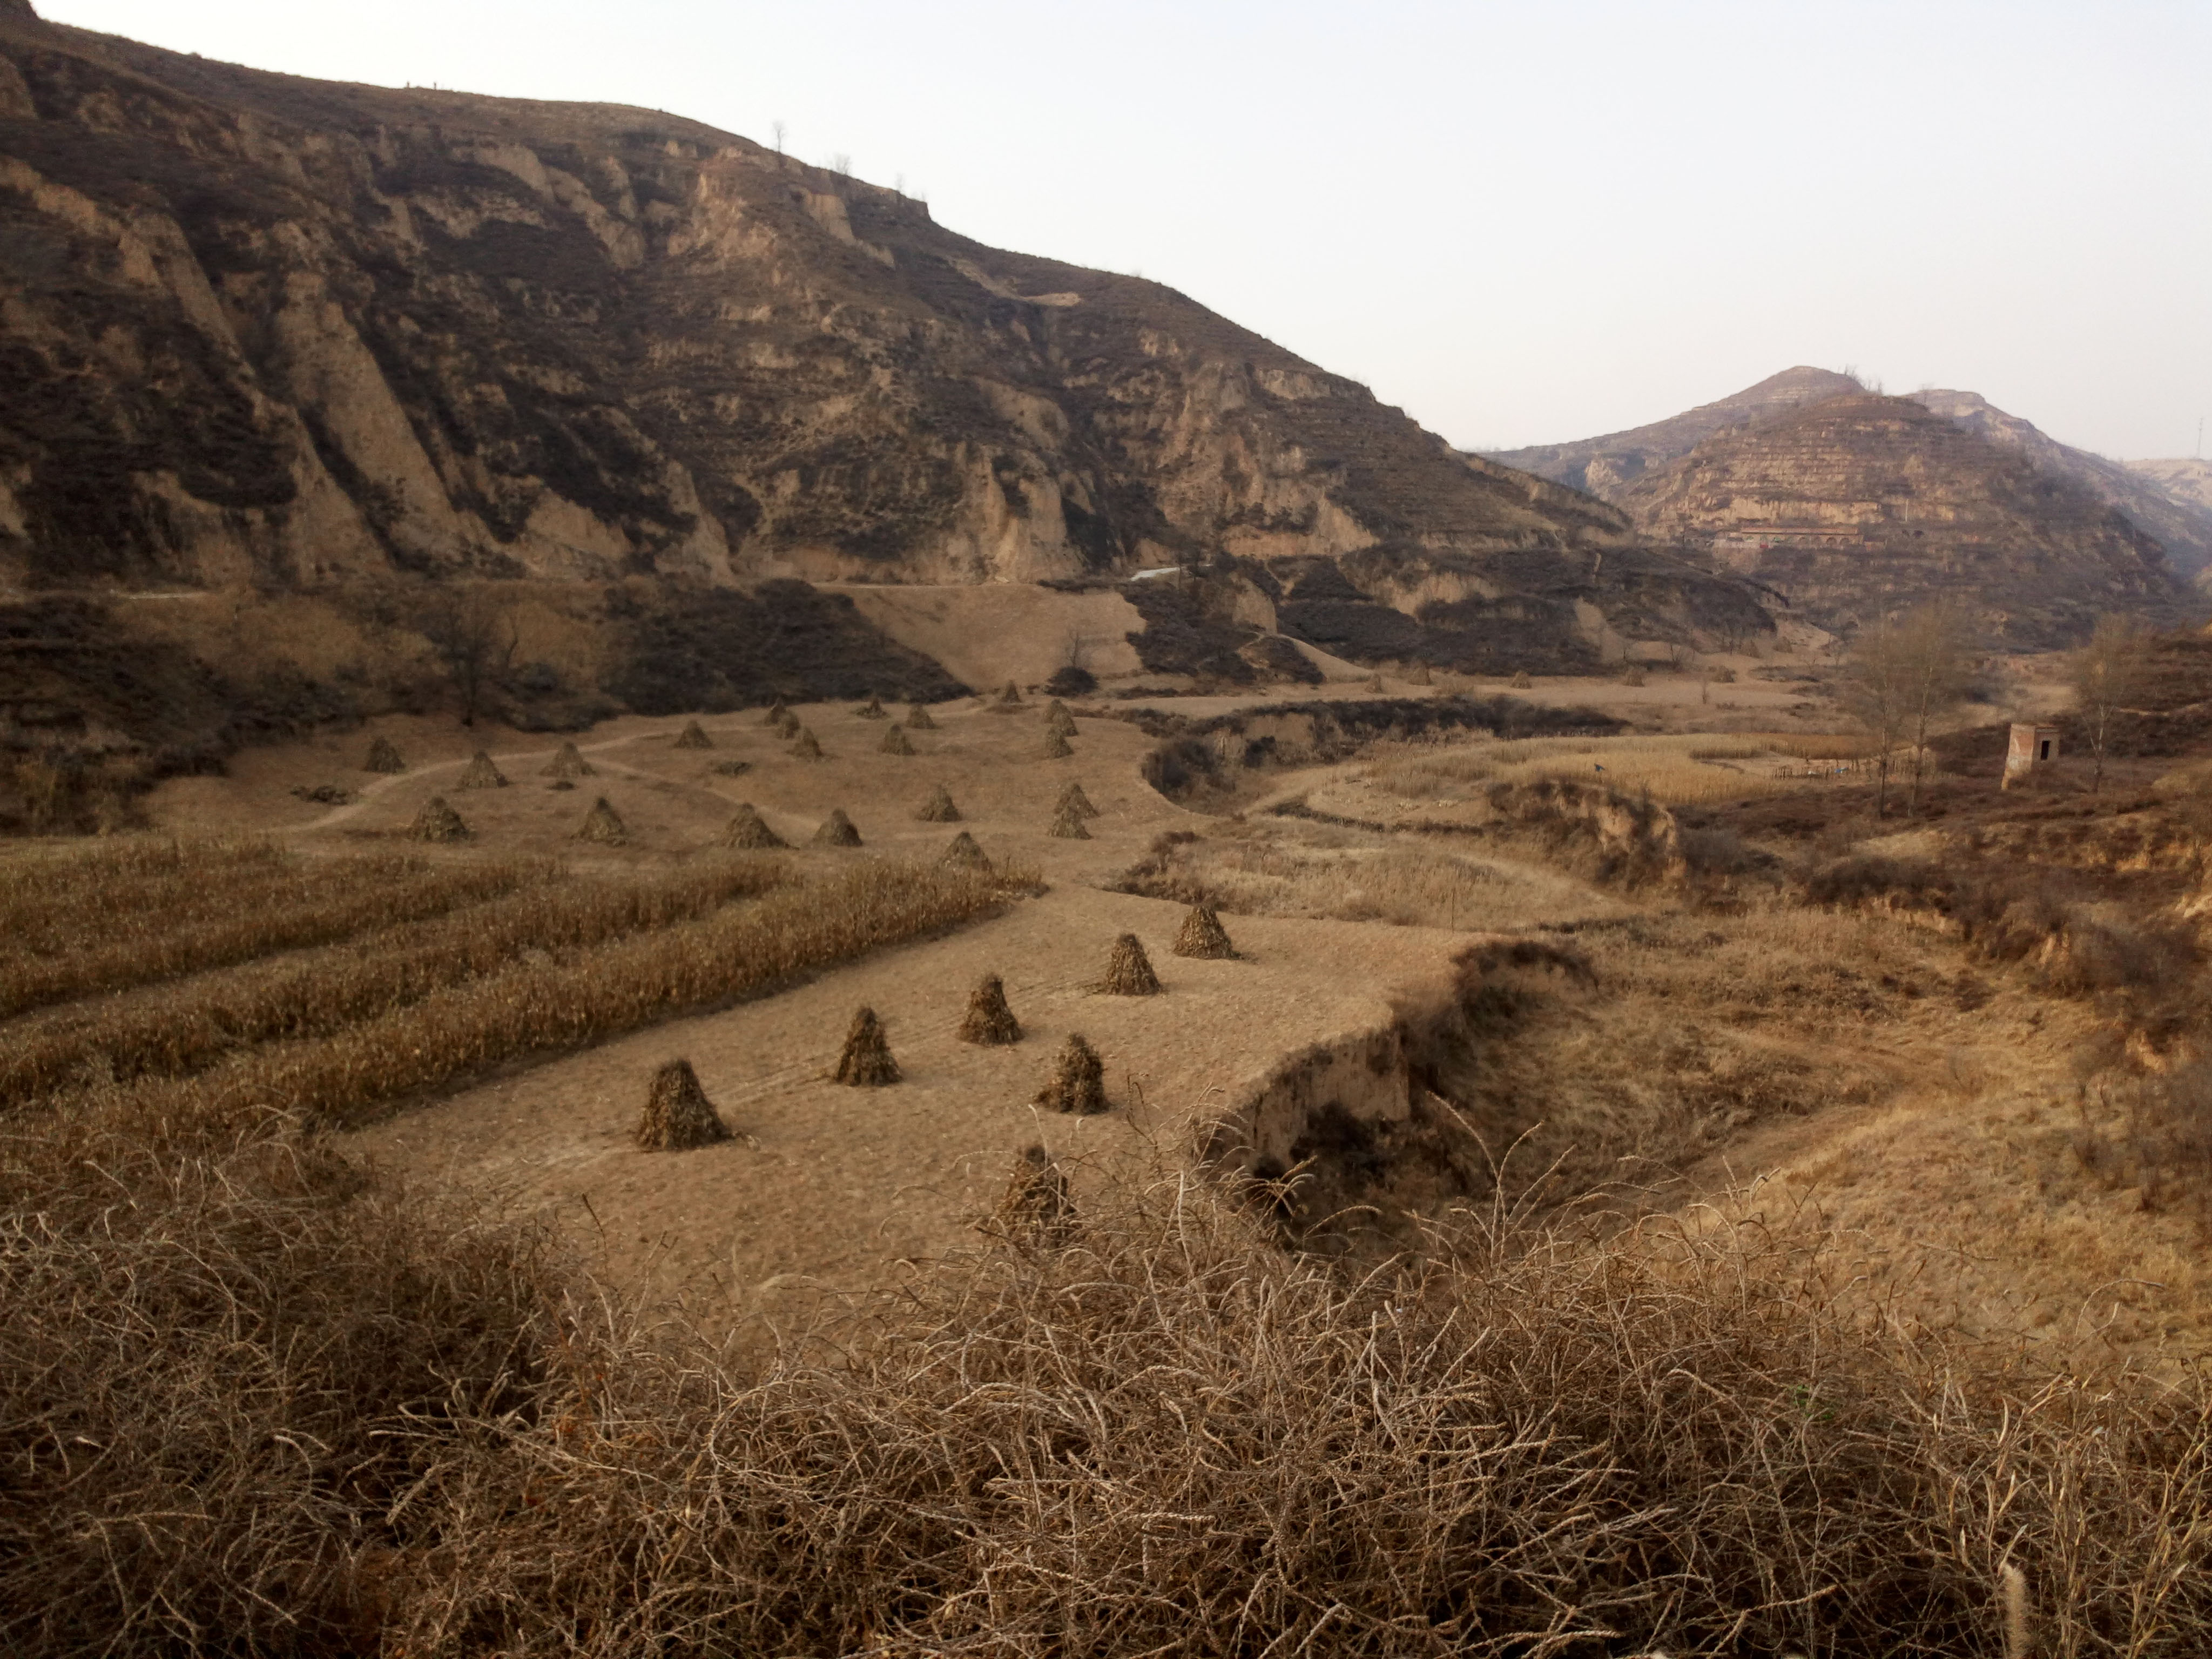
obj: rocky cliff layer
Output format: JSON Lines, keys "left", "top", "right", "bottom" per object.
{"left": 1610, "top": 394, "right": 2187, "bottom": 645}
{"left": 0, "top": 1, "right": 1675, "bottom": 643}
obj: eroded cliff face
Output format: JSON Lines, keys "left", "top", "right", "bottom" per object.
{"left": 0, "top": 7, "right": 1657, "bottom": 616}
{"left": 1613, "top": 395, "right": 2186, "bottom": 646}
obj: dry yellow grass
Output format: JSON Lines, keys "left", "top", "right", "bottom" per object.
{"left": 14, "top": 1108, "right": 2197, "bottom": 1657}
{"left": 1367, "top": 731, "right": 1861, "bottom": 806}
{"left": 1124, "top": 818, "right": 1629, "bottom": 932}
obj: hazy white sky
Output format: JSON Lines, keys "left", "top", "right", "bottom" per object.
{"left": 33, "top": 0, "right": 2212, "bottom": 460}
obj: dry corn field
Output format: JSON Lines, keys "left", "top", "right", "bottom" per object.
{"left": 0, "top": 840, "right": 532, "bottom": 1018}
{"left": 1, "top": 841, "right": 1017, "bottom": 1136}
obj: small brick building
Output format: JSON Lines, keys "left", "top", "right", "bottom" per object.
{"left": 2003, "top": 722, "right": 2061, "bottom": 785}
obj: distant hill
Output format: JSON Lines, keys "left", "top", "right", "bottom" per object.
{"left": 1608, "top": 393, "right": 2187, "bottom": 646}
{"left": 1488, "top": 370, "right": 2211, "bottom": 639}
{"left": 2128, "top": 458, "right": 2212, "bottom": 520}
{"left": 1483, "top": 367, "right": 1863, "bottom": 498}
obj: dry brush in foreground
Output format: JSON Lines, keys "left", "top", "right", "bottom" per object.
{"left": 7, "top": 1119, "right": 2200, "bottom": 1657}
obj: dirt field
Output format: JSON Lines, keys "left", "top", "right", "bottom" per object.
{"left": 18, "top": 652, "right": 2211, "bottom": 1374}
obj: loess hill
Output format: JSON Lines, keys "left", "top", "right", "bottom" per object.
{"left": 0, "top": 1, "right": 1766, "bottom": 677}
{"left": 1490, "top": 369, "right": 2211, "bottom": 639}
{"left": 1607, "top": 393, "right": 2186, "bottom": 645}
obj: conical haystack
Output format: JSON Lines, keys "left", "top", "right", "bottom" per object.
{"left": 996, "top": 1144, "right": 1074, "bottom": 1242}
{"left": 456, "top": 750, "right": 508, "bottom": 790}
{"left": 915, "top": 784, "right": 962, "bottom": 822}
{"left": 1173, "top": 903, "right": 1237, "bottom": 959}
{"left": 1056, "top": 781, "right": 1100, "bottom": 819}
{"left": 720, "top": 803, "right": 787, "bottom": 849}
{"left": 1048, "top": 802, "right": 1091, "bottom": 840}
{"left": 1366, "top": 673, "right": 1387, "bottom": 693}
{"left": 941, "top": 830, "right": 992, "bottom": 871}
{"left": 956, "top": 972, "right": 1021, "bottom": 1045}
{"left": 854, "top": 694, "right": 887, "bottom": 719}
{"left": 904, "top": 703, "right": 938, "bottom": 730}
{"left": 673, "top": 719, "right": 712, "bottom": 749}
{"left": 997, "top": 681, "right": 1023, "bottom": 706}
{"left": 409, "top": 795, "right": 470, "bottom": 842}
{"left": 773, "top": 707, "right": 801, "bottom": 737}
{"left": 1510, "top": 670, "right": 1533, "bottom": 689}
{"left": 1041, "top": 730, "right": 1074, "bottom": 760}
{"left": 541, "top": 741, "right": 594, "bottom": 780}
{"left": 1408, "top": 663, "right": 1434, "bottom": 686}
{"left": 1098, "top": 932, "right": 1160, "bottom": 995}
{"left": 1035, "top": 1033, "right": 1107, "bottom": 1115}
{"left": 812, "top": 807, "right": 861, "bottom": 847}
{"left": 880, "top": 724, "right": 915, "bottom": 756}
{"left": 576, "top": 795, "right": 628, "bottom": 845}
{"left": 833, "top": 1005, "right": 900, "bottom": 1086}
{"left": 1043, "top": 700, "right": 1077, "bottom": 737}
{"left": 790, "top": 727, "right": 824, "bottom": 760}
{"left": 762, "top": 699, "right": 790, "bottom": 726}
{"left": 634, "top": 1058, "right": 731, "bottom": 1151}
{"left": 363, "top": 735, "right": 407, "bottom": 774}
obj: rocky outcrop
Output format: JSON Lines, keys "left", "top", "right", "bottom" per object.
{"left": 1610, "top": 394, "right": 2187, "bottom": 645}
{"left": 0, "top": 3, "right": 1748, "bottom": 664}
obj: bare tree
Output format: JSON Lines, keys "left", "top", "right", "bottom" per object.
{"left": 771, "top": 120, "right": 786, "bottom": 165}
{"left": 1840, "top": 616, "right": 1913, "bottom": 818}
{"left": 1844, "top": 603, "right": 1976, "bottom": 818}
{"left": 1897, "top": 602, "right": 1976, "bottom": 817}
{"left": 416, "top": 583, "right": 517, "bottom": 729}
{"left": 2069, "top": 614, "right": 2152, "bottom": 796}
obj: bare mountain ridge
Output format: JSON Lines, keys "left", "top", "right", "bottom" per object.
{"left": 1608, "top": 393, "right": 2186, "bottom": 646}
{"left": 1489, "top": 369, "right": 2212, "bottom": 586}
{"left": 0, "top": 4, "right": 1776, "bottom": 679}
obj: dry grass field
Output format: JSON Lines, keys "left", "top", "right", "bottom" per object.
{"left": 7, "top": 670, "right": 2212, "bottom": 1654}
